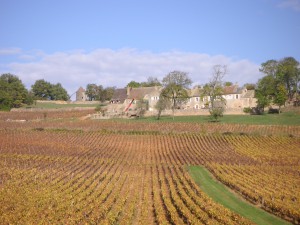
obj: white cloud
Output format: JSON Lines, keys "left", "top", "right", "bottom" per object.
{"left": 278, "top": 0, "right": 300, "bottom": 11}
{"left": 5, "top": 48, "right": 261, "bottom": 99}
{"left": 0, "top": 48, "right": 22, "bottom": 55}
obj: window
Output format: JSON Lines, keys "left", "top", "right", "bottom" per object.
{"left": 236, "top": 95, "right": 239, "bottom": 99}
{"left": 195, "top": 97, "right": 199, "bottom": 102}
{"left": 195, "top": 105, "right": 199, "bottom": 109}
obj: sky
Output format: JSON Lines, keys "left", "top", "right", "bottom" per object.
{"left": 0, "top": 0, "right": 299, "bottom": 99}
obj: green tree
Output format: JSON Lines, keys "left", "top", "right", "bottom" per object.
{"left": 255, "top": 75, "right": 276, "bottom": 111}
{"left": 161, "top": 71, "right": 192, "bottom": 119}
{"left": 127, "top": 81, "right": 141, "bottom": 88}
{"left": 244, "top": 83, "right": 256, "bottom": 90}
{"left": 100, "top": 86, "right": 115, "bottom": 102}
{"left": 224, "top": 81, "right": 233, "bottom": 86}
{"left": 202, "top": 65, "right": 227, "bottom": 121}
{"left": 259, "top": 59, "right": 278, "bottom": 77}
{"left": 32, "top": 79, "right": 69, "bottom": 101}
{"left": 86, "top": 84, "right": 99, "bottom": 101}
{"left": 0, "top": 73, "right": 29, "bottom": 110}
{"left": 141, "top": 77, "right": 162, "bottom": 87}
{"left": 31, "top": 79, "right": 52, "bottom": 100}
{"left": 50, "top": 83, "right": 69, "bottom": 101}
{"left": 273, "top": 84, "right": 288, "bottom": 113}
{"left": 259, "top": 57, "right": 299, "bottom": 104}
{"left": 276, "top": 57, "right": 299, "bottom": 100}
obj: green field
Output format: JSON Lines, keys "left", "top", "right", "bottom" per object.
{"left": 23, "top": 102, "right": 100, "bottom": 109}
{"left": 126, "top": 111, "right": 300, "bottom": 126}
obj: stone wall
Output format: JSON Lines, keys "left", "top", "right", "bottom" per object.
{"left": 225, "top": 98, "right": 257, "bottom": 109}
{"left": 145, "top": 108, "right": 246, "bottom": 117}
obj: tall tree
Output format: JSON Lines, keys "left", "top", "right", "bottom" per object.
{"left": 161, "top": 71, "right": 192, "bottom": 119}
{"left": 276, "top": 57, "right": 299, "bottom": 100}
{"left": 101, "top": 86, "right": 115, "bottom": 102}
{"left": 202, "top": 65, "right": 227, "bottom": 121}
{"left": 85, "top": 84, "right": 99, "bottom": 101}
{"left": 273, "top": 84, "right": 288, "bottom": 113}
{"left": 50, "top": 83, "right": 69, "bottom": 101}
{"left": 31, "top": 79, "right": 52, "bottom": 100}
{"left": 0, "top": 73, "right": 29, "bottom": 110}
{"left": 257, "top": 57, "right": 299, "bottom": 110}
{"left": 32, "top": 79, "right": 69, "bottom": 101}
{"left": 141, "top": 76, "right": 161, "bottom": 87}
{"left": 255, "top": 75, "right": 276, "bottom": 111}
{"left": 259, "top": 59, "right": 278, "bottom": 77}
{"left": 259, "top": 57, "right": 299, "bottom": 101}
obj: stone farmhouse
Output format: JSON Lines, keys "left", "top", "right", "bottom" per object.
{"left": 108, "top": 86, "right": 162, "bottom": 112}
{"left": 184, "top": 85, "right": 256, "bottom": 110}
{"left": 76, "top": 85, "right": 257, "bottom": 114}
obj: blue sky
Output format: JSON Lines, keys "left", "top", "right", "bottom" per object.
{"left": 0, "top": 0, "right": 299, "bottom": 97}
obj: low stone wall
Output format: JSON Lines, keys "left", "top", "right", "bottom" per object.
{"left": 145, "top": 108, "right": 246, "bottom": 117}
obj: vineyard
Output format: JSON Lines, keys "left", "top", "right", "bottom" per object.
{"left": 0, "top": 114, "right": 299, "bottom": 224}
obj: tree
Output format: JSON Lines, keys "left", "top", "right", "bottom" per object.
{"left": 31, "top": 79, "right": 52, "bottom": 100}
{"left": 99, "top": 86, "right": 115, "bottom": 102}
{"left": 50, "top": 83, "right": 69, "bottom": 101}
{"left": 135, "top": 99, "right": 149, "bottom": 118}
{"left": 0, "top": 73, "right": 29, "bottom": 110}
{"left": 273, "top": 84, "right": 288, "bottom": 113}
{"left": 86, "top": 84, "right": 100, "bottom": 101}
{"left": 224, "top": 81, "right": 233, "bottom": 86}
{"left": 161, "top": 71, "right": 192, "bottom": 119}
{"left": 127, "top": 81, "right": 141, "bottom": 88}
{"left": 244, "top": 83, "right": 256, "bottom": 90}
{"left": 141, "top": 77, "right": 161, "bottom": 87}
{"left": 259, "top": 57, "right": 299, "bottom": 104}
{"left": 255, "top": 75, "right": 276, "bottom": 111}
{"left": 31, "top": 79, "right": 69, "bottom": 101}
{"left": 276, "top": 57, "right": 299, "bottom": 100}
{"left": 155, "top": 95, "right": 170, "bottom": 120}
{"left": 202, "top": 65, "right": 227, "bottom": 122}
{"left": 259, "top": 59, "right": 278, "bottom": 77}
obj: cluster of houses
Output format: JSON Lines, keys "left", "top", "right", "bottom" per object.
{"left": 76, "top": 85, "right": 257, "bottom": 114}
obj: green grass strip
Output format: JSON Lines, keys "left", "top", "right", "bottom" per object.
{"left": 188, "top": 166, "right": 291, "bottom": 225}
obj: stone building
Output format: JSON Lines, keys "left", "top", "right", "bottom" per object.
{"left": 76, "top": 87, "right": 87, "bottom": 101}
{"left": 125, "top": 86, "right": 162, "bottom": 111}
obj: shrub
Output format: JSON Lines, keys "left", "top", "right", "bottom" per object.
{"left": 243, "top": 107, "right": 251, "bottom": 114}
{"left": 209, "top": 107, "right": 224, "bottom": 122}
{"left": 268, "top": 108, "right": 279, "bottom": 114}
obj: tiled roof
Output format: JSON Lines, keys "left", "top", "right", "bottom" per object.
{"left": 223, "top": 85, "right": 239, "bottom": 94}
{"left": 77, "top": 87, "right": 85, "bottom": 92}
{"left": 128, "top": 86, "right": 162, "bottom": 99}
{"left": 111, "top": 88, "right": 127, "bottom": 103}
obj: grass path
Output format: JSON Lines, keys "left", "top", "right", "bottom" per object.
{"left": 188, "top": 166, "right": 291, "bottom": 225}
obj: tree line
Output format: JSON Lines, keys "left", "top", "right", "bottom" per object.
{"left": 1, "top": 56, "right": 299, "bottom": 114}
{"left": 0, "top": 75, "right": 69, "bottom": 110}
{"left": 256, "top": 57, "right": 299, "bottom": 112}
